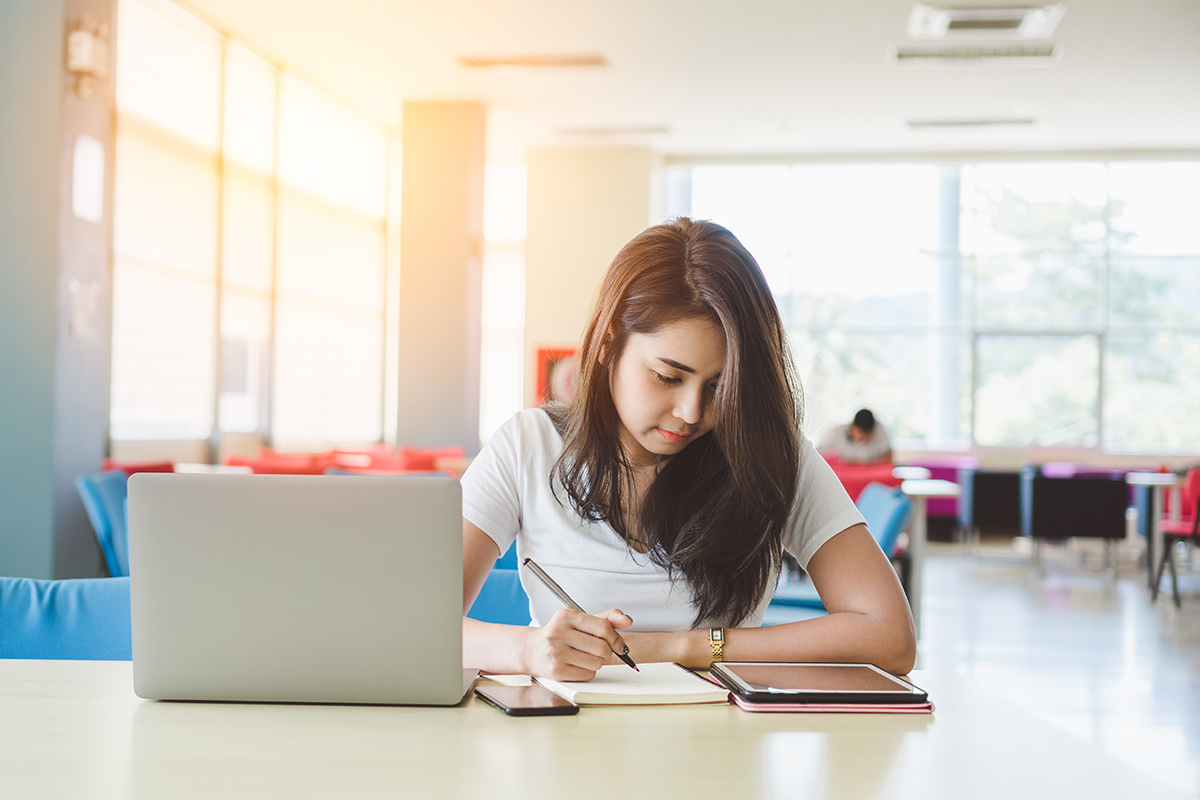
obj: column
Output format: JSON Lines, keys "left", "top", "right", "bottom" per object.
{"left": 0, "top": 0, "right": 115, "bottom": 578}
{"left": 395, "top": 102, "right": 486, "bottom": 453}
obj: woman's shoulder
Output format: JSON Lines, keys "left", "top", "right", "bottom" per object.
{"left": 488, "top": 407, "right": 564, "bottom": 452}
{"left": 796, "top": 434, "right": 822, "bottom": 477}
{"left": 512, "top": 406, "right": 561, "bottom": 435}
{"left": 466, "top": 408, "right": 564, "bottom": 493}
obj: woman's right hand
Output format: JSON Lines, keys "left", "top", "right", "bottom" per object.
{"left": 522, "top": 607, "right": 633, "bottom": 681}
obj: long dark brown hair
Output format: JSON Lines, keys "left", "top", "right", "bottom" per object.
{"left": 549, "top": 218, "right": 802, "bottom": 626}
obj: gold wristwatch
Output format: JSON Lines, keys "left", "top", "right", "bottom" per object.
{"left": 709, "top": 628, "right": 725, "bottom": 663}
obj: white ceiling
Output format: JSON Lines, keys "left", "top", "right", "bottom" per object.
{"left": 177, "top": 0, "right": 1200, "bottom": 159}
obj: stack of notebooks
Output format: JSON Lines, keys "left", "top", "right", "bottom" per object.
{"left": 531, "top": 661, "right": 933, "bottom": 714}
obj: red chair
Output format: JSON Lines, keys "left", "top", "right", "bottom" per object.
{"left": 331, "top": 445, "right": 399, "bottom": 470}
{"left": 396, "top": 446, "right": 466, "bottom": 473}
{"left": 224, "top": 450, "right": 330, "bottom": 475}
{"left": 324, "top": 465, "right": 451, "bottom": 477}
{"left": 101, "top": 458, "right": 175, "bottom": 476}
{"left": 1152, "top": 467, "right": 1200, "bottom": 608}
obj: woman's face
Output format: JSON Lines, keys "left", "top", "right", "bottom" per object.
{"left": 609, "top": 316, "right": 727, "bottom": 470}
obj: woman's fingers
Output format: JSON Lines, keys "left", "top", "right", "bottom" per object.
{"left": 597, "top": 608, "right": 634, "bottom": 658}
{"left": 531, "top": 608, "right": 631, "bottom": 679}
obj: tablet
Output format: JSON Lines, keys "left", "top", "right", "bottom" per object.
{"left": 708, "top": 662, "right": 927, "bottom": 705}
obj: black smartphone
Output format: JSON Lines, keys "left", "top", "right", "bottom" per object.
{"left": 474, "top": 684, "right": 579, "bottom": 716}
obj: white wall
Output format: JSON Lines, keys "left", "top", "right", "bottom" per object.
{"left": 523, "top": 147, "right": 659, "bottom": 406}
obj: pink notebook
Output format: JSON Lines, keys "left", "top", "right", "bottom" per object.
{"left": 707, "top": 662, "right": 933, "bottom": 714}
{"left": 730, "top": 693, "right": 934, "bottom": 714}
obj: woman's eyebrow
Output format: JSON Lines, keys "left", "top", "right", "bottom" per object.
{"left": 656, "top": 357, "right": 694, "bottom": 373}
{"left": 656, "top": 357, "right": 721, "bottom": 379}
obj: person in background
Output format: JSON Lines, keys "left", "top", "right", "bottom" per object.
{"left": 460, "top": 218, "right": 915, "bottom": 680}
{"left": 546, "top": 352, "right": 580, "bottom": 405}
{"left": 818, "top": 408, "right": 893, "bottom": 464}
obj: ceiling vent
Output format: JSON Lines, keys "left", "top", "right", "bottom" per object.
{"left": 906, "top": 116, "right": 1036, "bottom": 129}
{"left": 458, "top": 54, "right": 608, "bottom": 69}
{"left": 892, "top": 42, "right": 1061, "bottom": 64}
{"left": 907, "top": 4, "right": 1066, "bottom": 39}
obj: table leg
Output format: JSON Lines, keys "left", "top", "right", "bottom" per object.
{"left": 908, "top": 496, "right": 927, "bottom": 639}
{"left": 1149, "top": 486, "right": 1164, "bottom": 590}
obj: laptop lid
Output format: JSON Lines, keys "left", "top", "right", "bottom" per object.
{"left": 128, "top": 473, "right": 472, "bottom": 706}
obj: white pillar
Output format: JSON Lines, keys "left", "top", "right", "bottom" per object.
{"left": 395, "top": 102, "right": 486, "bottom": 452}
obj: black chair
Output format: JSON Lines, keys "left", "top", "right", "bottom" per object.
{"left": 1020, "top": 466, "right": 1129, "bottom": 569}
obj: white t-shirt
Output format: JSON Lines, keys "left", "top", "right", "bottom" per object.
{"left": 462, "top": 408, "right": 864, "bottom": 631}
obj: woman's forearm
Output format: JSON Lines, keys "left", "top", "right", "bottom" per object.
{"left": 624, "top": 610, "right": 915, "bottom": 675}
{"left": 463, "top": 617, "right": 533, "bottom": 674}
{"left": 720, "top": 612, "right": 915, "bottom": 675}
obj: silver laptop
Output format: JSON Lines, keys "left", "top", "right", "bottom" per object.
{"left": 128, "top": 472, "right": 475, "bottom": 705}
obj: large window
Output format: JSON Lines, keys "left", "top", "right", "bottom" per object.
{"left": 113, "top": 0, "right": 388, "bottom": 448}
{"left": 669, "top": 160, "right": 1200, "bottom": 454}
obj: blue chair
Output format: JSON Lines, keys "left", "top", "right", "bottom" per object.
{"left": 857, "top": 482, "right": 915, "bottom": 560}
{"left": 495, "top": 542, "right": 518, "bottom": 570}
{"left": 76, "top": 469, "right": 130, "bottom": 577}
{"left": 771, "top": 481, "right": 915, "bottom": 612}
{"left": 467, "top": 568, "right": 532, "bottom": 626}
{"left": 0, "top": 576, "right": 132, "bottom": 660}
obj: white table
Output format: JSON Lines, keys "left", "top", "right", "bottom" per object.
{"left": 892, "top": 465, "right": 932, "bottom": 481}
{"left": 0, "top": 660, "right": 1189, "bottom": 800}
{"left": 1126, "top": 472, "right": 1185, "bottom": 590}
{"left": 901, "top": 478, "right": 961, "bottom": 637}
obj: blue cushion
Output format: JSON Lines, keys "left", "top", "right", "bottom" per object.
{"left": 467, "top": 569, "right": 532, "bottom": 626}
{"left": 0, "top": 576, "right": 132, "bottom": 660}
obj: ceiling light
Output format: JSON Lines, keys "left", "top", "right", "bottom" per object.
{"left": 907, "top": 4, "right": 1067, "bottom": 39}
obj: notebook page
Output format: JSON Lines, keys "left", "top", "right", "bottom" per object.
{"left": 533, "top": 662, "right": 730, "bottom": 705}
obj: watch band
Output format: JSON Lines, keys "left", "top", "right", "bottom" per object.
{"left": 709, "top": 628, "right": 725, "bottom": 663}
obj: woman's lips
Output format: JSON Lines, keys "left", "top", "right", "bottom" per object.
{"left": 656, "top": 428, "right": 691, "bottom": 444}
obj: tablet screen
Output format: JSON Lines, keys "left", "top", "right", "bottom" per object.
{"left": 711, "top": 662, "right": 926, "bottom": 702}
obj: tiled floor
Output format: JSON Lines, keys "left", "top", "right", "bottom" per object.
{"left": 767, "top": 536, "right": 1200, "bottom": 796}
{"left": 918, "top": 538, "right": 1200, "bottom": 797}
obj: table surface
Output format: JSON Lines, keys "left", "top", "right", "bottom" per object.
{"left": 900, "top": 478, "right": 962, "bottom": 498}
{"left": 892, "top": 466, "right": 932, "bottom": 481}
{"left": 1, "top": 660, "right": 1189, "bottom": 800}
{"left": 1126, "top": 471, "right": 1185, "bottom": 487}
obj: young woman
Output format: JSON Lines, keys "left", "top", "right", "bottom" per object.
{"left": 461, "top": 218, "right": 916, "bottom": 679}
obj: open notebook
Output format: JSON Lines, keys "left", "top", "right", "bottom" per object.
{"left": 533, "top": 662, "right": 729, "bottom": 705}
